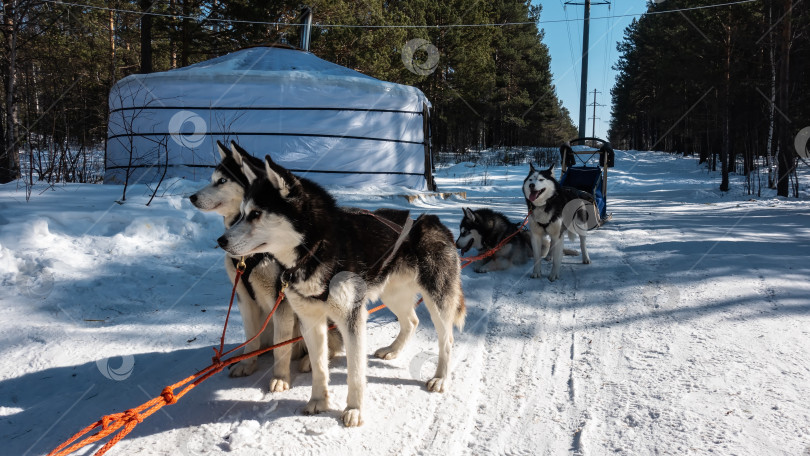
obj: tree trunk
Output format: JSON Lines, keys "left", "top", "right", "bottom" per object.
{"left": 719, "top": 22, "right": 731, "bottom": 192}
{"left": 1, "top": 0, "right": 21, "bottom": 184}
{"left": 766, "top": 3, "right": 777, "bottom": 188}
{"left": 140, "top": 0, "right": 153, "bottom": 74}
{"left": 109, "top": 10, "right": 116, "bottom": 86}
{"left": 170, "top": 0, "right": 177, "bottom": 69}
{"left": 181, "top": 1, "right": 191, "bottom": 67}
{"left": 775, "top": 0, "right": 792, "bottom": 197}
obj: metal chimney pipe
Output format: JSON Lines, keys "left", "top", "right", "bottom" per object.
{"left": 300, "top": 7, "right": 312, "bottom": 51}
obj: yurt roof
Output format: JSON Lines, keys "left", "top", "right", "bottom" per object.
{"left": 111, "top": 46, "right": 430, "bottom": 110}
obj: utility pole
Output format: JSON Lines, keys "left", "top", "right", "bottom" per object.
{"left": 565, "top": 0, "right": 610, "bottom": 138}
{"left": 140, "top": 0, "right": 153, "bottom": 73}
{"left": 588, "top": 89, "right": 605, "bottom": 138}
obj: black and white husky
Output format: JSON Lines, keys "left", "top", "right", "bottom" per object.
{"left": 522, "top": 163, "right": 591, "bottom": 281}
{"left": 190, "top": 141, "right": 340, "bottom": 392}
{"left": 455, "top": 208, "right": 532, "bottom": 272}
{"left": 217, "top": 152, "right": 466, "bottom": 427}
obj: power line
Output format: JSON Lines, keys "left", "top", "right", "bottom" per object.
{"left": 43, "top": 0, "right": 760, "bottom": 28}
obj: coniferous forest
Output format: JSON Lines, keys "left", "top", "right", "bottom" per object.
{"left": 0, "top": 0, "right": 577, "bottom": 185}
{"left": 609, "top": 0, "right": 810, "bottom": 196}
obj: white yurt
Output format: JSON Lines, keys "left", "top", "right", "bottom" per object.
{"left": 105, "top": 45, "right": 434, "bottom": 190}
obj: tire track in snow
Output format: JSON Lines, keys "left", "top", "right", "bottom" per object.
{"left": 561, "top": 268, "right": 587, "bottom": 456}
{"left": 557, "top": 219, "right": 687, "bottom": 455}
{"left": 456, "top": 270, "right": 581, "bottom": 455}
{"left": 577, "top": 221, "right": 684, "bottom": 454}
{"left": 407, "top": 274, "right": 497, "bottom": 455}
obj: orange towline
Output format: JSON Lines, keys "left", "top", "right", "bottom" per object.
{"left": 48, "top": 213, "right": 530, "bottom": 456}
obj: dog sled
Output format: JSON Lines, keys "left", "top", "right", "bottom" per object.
{"left": 559, "top": 137, "right": 614, "bottom": 227}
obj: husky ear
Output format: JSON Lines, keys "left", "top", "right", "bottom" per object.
{"left": 243, "top": 160, "right": 258, "bottom": 184}
{"left": 216, "top": 140, "right": 229, "bottom": 160}
{"left": 230, "top": 141, "right": 251, "bottom": 158}
{"left": 264, "top": 155, "right": 294, "bottom": 197}
{"left": 462, "top": 207, "right": 475, "bottom": 222}
{"left": 546, "top": 163, "right": 555, "bottom": 173}
{"left": 529, "top": 162, "right": 537, "bottom": 173}
{"left": 225, "top": 141, "right": 246, "bottom": 167}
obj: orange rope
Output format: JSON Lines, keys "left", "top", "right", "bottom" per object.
{"left": 47, "top": 214, "right": 530, "bottom": 456}
{"left": 46, "top": 274, "right": 386, "bottom": 456}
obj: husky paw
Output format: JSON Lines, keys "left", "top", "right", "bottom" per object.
{"left": 269, "top": 377, "right": 290, "bottom": 393}
{"left": 563, "top": 248, "right": 579, "bottom": 256}
{"left": 531, "top": 271, "right": 543, "bottom": 279}
{"left": 298, "top": 355, "right": 312, "bottom": 373}
{"left": 229, "top": 359, "right": 257, "bottom": 377}
{"left": 426, "top": 377, "right": 446, "bottom": 393}
{"left": 303, "top": 397, "right": 330, "bottom": 415}
{"left": 548, "top": 272, "right": 559, "bottom": 282}
{"left": 374, "top": 346, "right": 400, "bottom": 360}
{"left": 341, "top": 408, "right": 363, "bottom": 427}
{"left": 582, "top": 258, "right": 591, "bottom": 264}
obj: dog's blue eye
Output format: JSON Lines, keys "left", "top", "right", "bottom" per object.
{"left": 218, "top": 178, "right": 227, "bottom": 184}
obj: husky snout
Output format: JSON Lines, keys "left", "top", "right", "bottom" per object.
{"left": 456, "top": 236, "right": 474, "bottom": 255}
{"left": 217, "top": 235, "right": 229, "bottom": 249}
{"left": 189, "top": 194, "right": 198, "bottom": 204}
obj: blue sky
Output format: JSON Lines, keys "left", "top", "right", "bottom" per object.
{"left": 536, "top": 0, "right": 649, "bottom": 140}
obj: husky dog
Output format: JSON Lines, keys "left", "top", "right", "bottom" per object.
{"left": 455, "top": 208, "right": 532, "bottom": 272}
{"left": 218, "top": 152, "right": 466, "bottom": 427}
{"left": 190, "top": 141, "right": 340, "bottom": 392}
{"left": 522, "top": 163, "right": 591, "bottom": 281}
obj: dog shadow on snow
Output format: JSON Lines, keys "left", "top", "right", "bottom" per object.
{"left": 0, "top": 345, "right": 424, "bottom": 456}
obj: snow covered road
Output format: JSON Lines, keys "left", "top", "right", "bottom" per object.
{"left": 1, "top": 151, "right": 809, "bottom": 455}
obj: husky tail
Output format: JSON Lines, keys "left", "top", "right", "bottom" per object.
{"left": 411, "top": 214, "right": 467, "bottom": 332}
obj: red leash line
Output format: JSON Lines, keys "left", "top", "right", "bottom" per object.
{"left": 215, "top": 257, "right": 245, "bottom": 362}
{"left": 47, "top": 270, "right": 379, "bottom": 456}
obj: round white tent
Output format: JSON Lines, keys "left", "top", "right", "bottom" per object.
{"left": 105, "top": 46, "right": 434, "bottom": 190}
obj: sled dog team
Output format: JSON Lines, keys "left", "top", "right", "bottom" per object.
{"left": 190, "top": 141, "right": 592, "bottom": 427}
